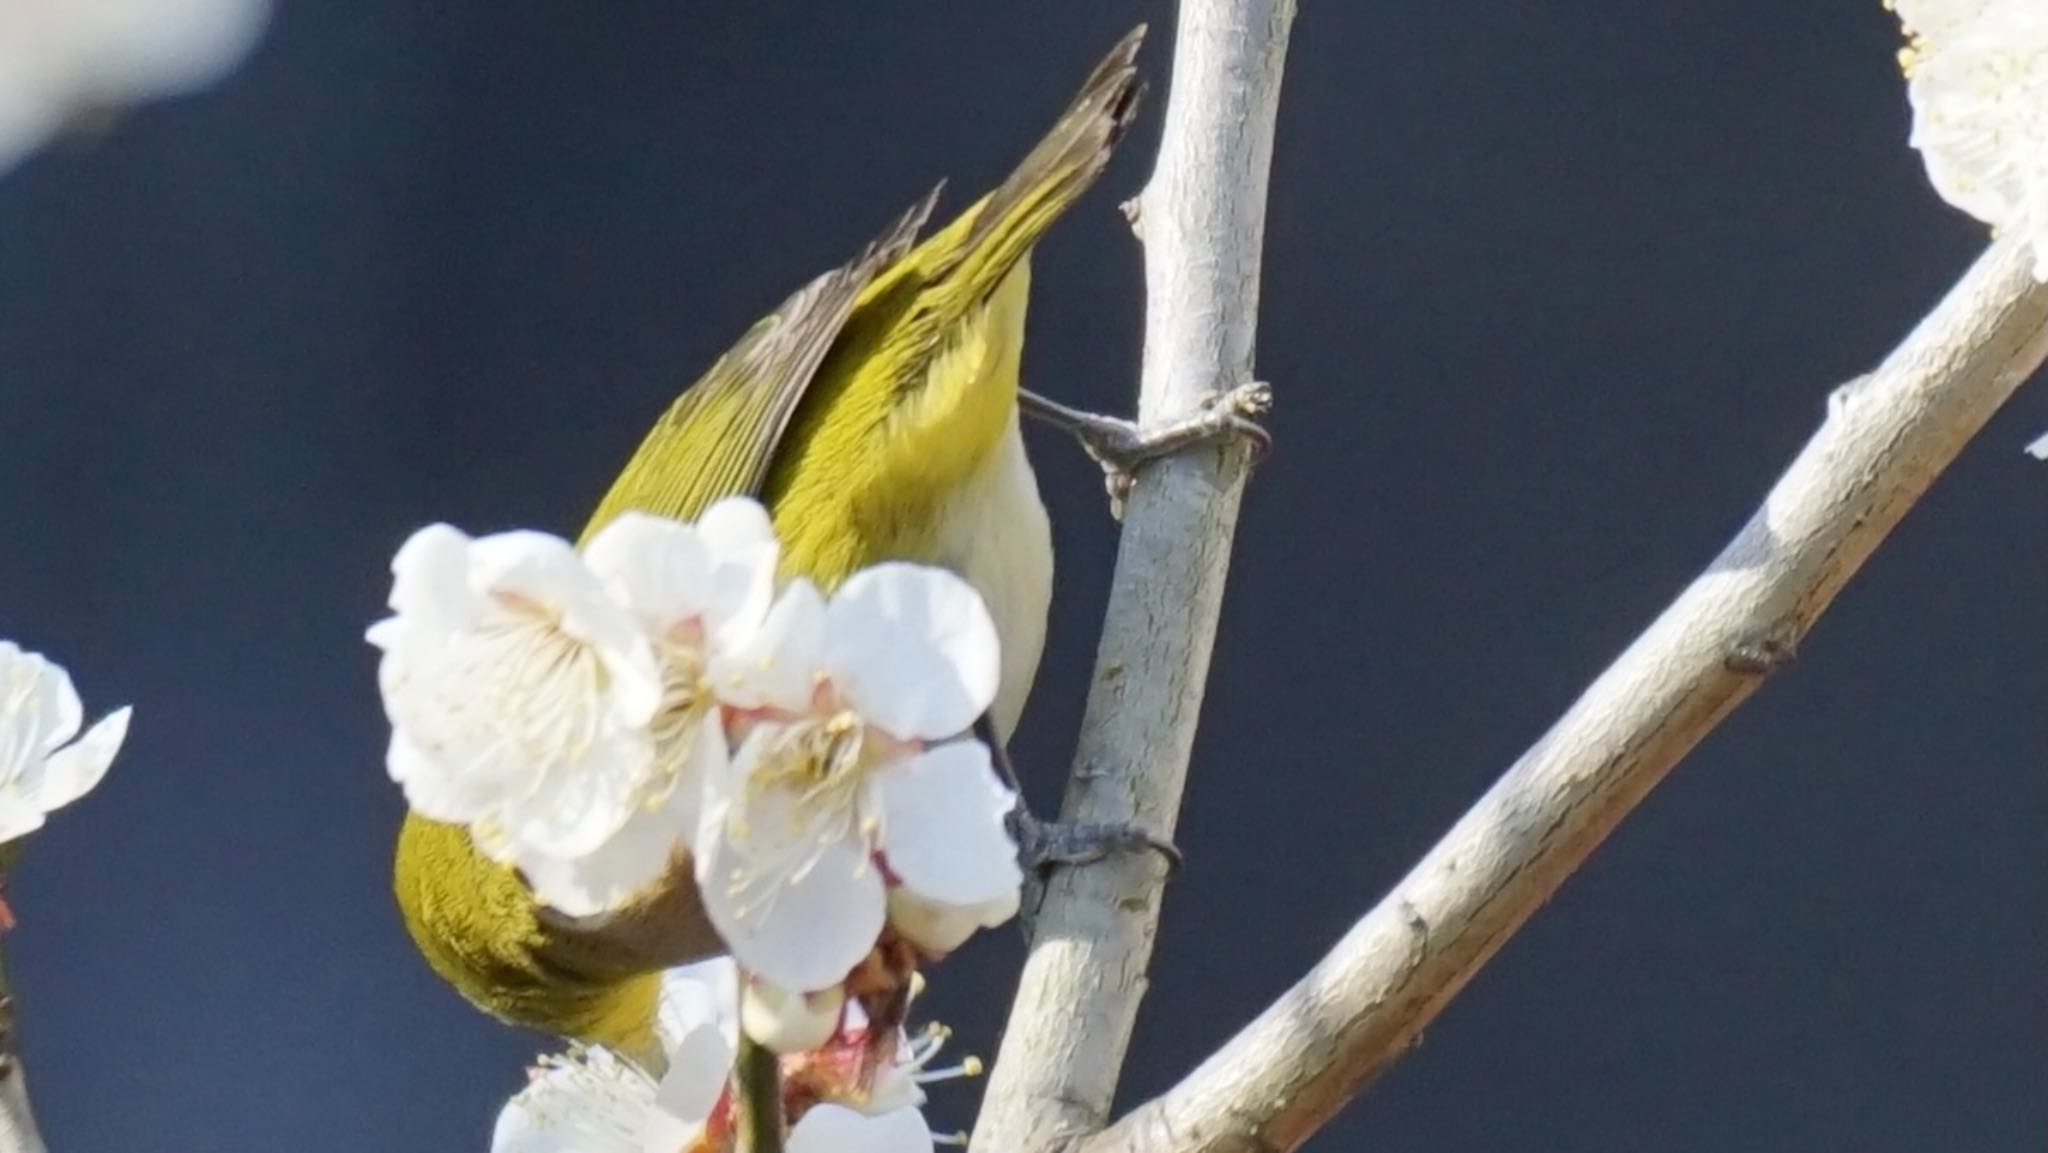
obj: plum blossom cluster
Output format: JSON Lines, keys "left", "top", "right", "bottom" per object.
{"left": 0, "top": 0, "right": 271, "bottom": 175}
{"left": 0, "top": 640, "right": 129, "bottom": 849}
{"left": 493, "top": 958, "right": 972, "bottom": 1153}
{"left": 1890, "top": 0, "right": 2048, "bottom": 281}
{"left": 369, "top": 497, "right": 1024, "bottom": 1016}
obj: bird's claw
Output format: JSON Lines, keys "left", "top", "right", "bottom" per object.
{"left": 1020, "top": 383, "right": 1273, "bottom": 518}
{"left": 1007, "top": 805, "right": 1182, "bottom": 875}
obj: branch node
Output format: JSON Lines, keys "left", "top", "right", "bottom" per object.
{"left": 1723, "top": 625, "right": 1800, "bottom": 675}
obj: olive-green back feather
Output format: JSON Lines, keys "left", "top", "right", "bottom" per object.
{"left": 582, "top": 188, "right": 942, "bottom": 539}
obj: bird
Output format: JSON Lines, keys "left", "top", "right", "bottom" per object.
{"left": 390, "top": 24, "right": 1257, "bottom": 1068}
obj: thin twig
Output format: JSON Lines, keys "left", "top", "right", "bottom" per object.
{"left": 733, "top": 1032, "right": 784, "bottom": 1153}
{"left": 972, "top": 2, "right": 1296, "bottom": 1150}
{"left": 1082, "top": 236, "right": 2048, "bottom": 1153}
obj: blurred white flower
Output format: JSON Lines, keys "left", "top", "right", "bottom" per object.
{"left": 786, "top": 1104, "right": 935, "bottom": 1153}
{"left": 1893, "top": 0, "right": 2048, "bottom": 279}
{"left": 368, "top": 524, "right": 663, "bottom": 861}
{"left": 495, "top": 959, "right": 739, "bottom": 1153}
{"left": 0, "top": 641, "right": 128, "bottom": 843}
{"left": 491, "top": 1046, "right": 659, "bottom": 1153}
{"left": 0, "top": 0, "right": 270, "bottom": 174}
{"left": 496, "top": 956, "right": 947, "bottom": 1153}
{"left": 695, "top": 563, "right": 1020, "bottom": 993}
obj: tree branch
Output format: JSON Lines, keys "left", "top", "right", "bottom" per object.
{"left": 973, "top": 2, "right": 1296, "bottom": 1150}
{"left": 0, "top": 874, "right": 48, "bottom": 1153}
{"left": 1082, "top": 235, "right": 2048, "bottom": 1153}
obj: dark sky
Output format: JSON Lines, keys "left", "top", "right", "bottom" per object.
{"left": 0, "top": 2, "right": 2041, "bottom": 1150}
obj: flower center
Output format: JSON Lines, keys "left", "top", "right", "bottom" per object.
{"left": 719, "top": 711, "right": 882, "bottom": 926}
{"left": 463, "top": 596, "right": 608, "bottom": 771}
{"left": 645, "top": 635, "right": 713, "bottom": 804}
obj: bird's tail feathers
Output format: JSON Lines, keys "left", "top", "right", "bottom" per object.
{"left": 953, "top": 25, "right": 1147, "bottom": 291}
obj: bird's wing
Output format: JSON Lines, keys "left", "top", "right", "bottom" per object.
{"left": 580, "top": 186, "right": 943, "bottom": 539}
{"left": 832, "top": 25, "right": 1146, "bottom": 403}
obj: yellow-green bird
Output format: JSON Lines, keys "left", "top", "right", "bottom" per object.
{"left": 393, "top": 28, "right": 1175, "bottom": 1065}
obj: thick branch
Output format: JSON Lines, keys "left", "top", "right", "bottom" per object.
{"left": 973, "top": 2, "right": 1295, "bottom": 1150}
{"left": 1084, "top": 236, "right": 2048, "bottom": 1153}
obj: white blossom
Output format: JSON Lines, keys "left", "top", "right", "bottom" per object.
{"left": 786, "top": 1104, "right": 935, "bottom": 1153}
{"left": 494, "top": 957, "right": 948, "bottom": 1153}
{"left": 495, "top": 959, "right": 738, "bottom": 1153}
{"left": 695, "top": 564, "right": 1021, "bottom": 994}
{"left": 368, "top": 524, "right": 663, "bottom": 861}
{"left": 0, "top": 641, "right": 128, "bottom": 843}
{"left": 1893, "top": 0, "right": 2048, "bottom": 279}
{"left": 501, "top": 503, "right": 779, "bottom": 916}
{"left": 0, "top": 0, "right": 270, "bottom": 174}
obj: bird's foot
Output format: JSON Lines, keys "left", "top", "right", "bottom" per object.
{"left": 974, "top": 714, "right": 1181, "bottom": 877}
{"left": 1020, "top": 382, "right": 1273, "bottom": 518}
{"left": 1006, "top": 804, "right": 1181, "bottom": 874}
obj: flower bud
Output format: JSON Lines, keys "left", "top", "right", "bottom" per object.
{"left": 740, "top": 978, "right": 845, "bottom": 1054}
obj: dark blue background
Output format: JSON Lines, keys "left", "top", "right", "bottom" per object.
{"left": 0, "top": 2, "right": 2040, "bottom": 1149}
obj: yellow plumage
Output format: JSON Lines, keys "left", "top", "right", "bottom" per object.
{"left": 393, "top": 26, "right": 1146, "bottom": 1063}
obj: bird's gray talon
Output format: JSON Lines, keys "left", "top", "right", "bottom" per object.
{"left": 1018, "top": 384, "right": 1274, "bottom": 510}
{"left": 1008, "top": 807, "right": 1181, "bottom": 875}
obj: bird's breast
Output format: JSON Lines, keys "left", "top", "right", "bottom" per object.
{"left": 930, "top": 412, "right": 1052, "bottom": 740}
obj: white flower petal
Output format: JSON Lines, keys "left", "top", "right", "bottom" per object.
{"left": 27, "top": 656, "right": 82, "bottom": 756}
{"left": 582, "top": 513, "right": 716, "bottom": 633}
{"left": 698, "top": 820, "right": 885, "bottom": 993}
{"left": 386, "top": 523, "right": 482, "bottom": 633}
{"left": 651, "top": 1023, "right": 734, "bottom": 1129}
{"left": 492, "top": 1049, "right": 652, "bottom": 1153}
{"left": 470, "top": 531, "right": 663, "bottom": 726}
{"left": 362, "top": 617, "right": 404, "bottom": 652}
{"left": 514, "top": 769, "right": 694, "bottom": 918}
{"left": 787, "top": 1103, "right": 934, "bottom": 1153}
{"left": 0, "top": 800, "right": 47, "bottom": 844}
{"left": 875, "top": 741, "right": 1021, "bottom": 909}
{"left": 887, "top": 888, "right": 1017, "bottom": 956}
{"left": 0, "top": 645, "right": 125, "bottom": 841}
{"left": 663, "top": 714, "right": 724, "bottom": 853}
{"left": 493, "top": 731, "right": 656, "bottom": 859}
{"left": 49, "top": 0, "right": 270, "bottom": 105}
{"left": 384, "top": 731, "right": 506, "bottom": 826}
{"left": 658, "top": 957, "right": 741, "bottom": 1051}
{"left": 707, "top": 579, "right": 826, "bottom": 714}
{"left": 23, "top": 706, "right": 128, "bottom": 814}
{"left": 823, "top": 564, "right": 999, "bottom": 741}
{"left": 696, "top": 497, "right": 777, "bottom": 557}
{"left": 638, "top": 1109, "right": 703, "bottom": 1153}
{"left": 707, "top": 544, "right": 780, "bottom": 652}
